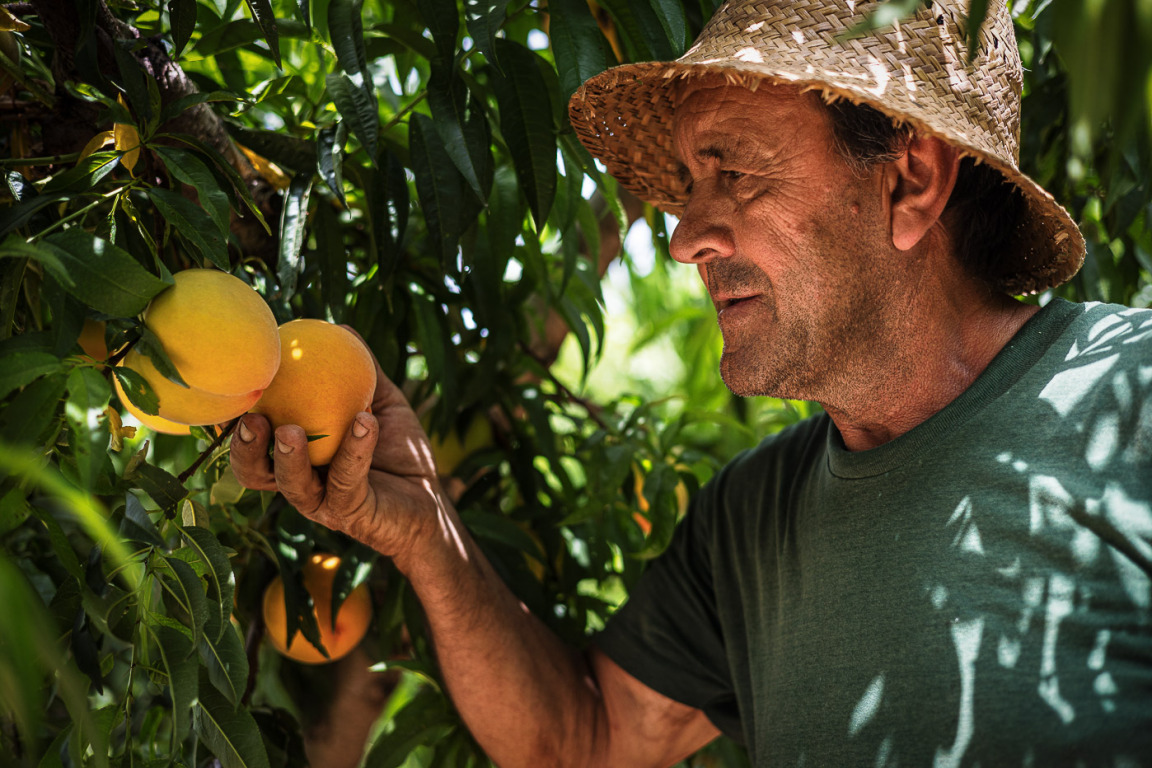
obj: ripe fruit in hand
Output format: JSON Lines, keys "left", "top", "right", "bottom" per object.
{"left": 262, "top": 553, "right": 372, "bottom": 665}
{"left": 117, "top": 269, "right": 280, "bottom": 426}
{"left": 251, "top": 320, "right": 376, "bottom": 466}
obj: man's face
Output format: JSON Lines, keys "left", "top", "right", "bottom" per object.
{"left": 669, "top": 80, "right": 902, "bottom": 402}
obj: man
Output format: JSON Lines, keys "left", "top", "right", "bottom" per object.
{"left": 231, "top": 0, "right": 1152, "bottom": 765}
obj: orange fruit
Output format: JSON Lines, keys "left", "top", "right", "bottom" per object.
{"left": 262, "top": 553, "right": 372, "bottom": 665}
{"left": 118, "top": 348, "right": 261, "bottom": 426}
{"left": 251, "top": 320, "right": 376, "bottom": 466}
{"left": 142, "top": 269, "right": 280, "bottom": 397}
{"left": 77, "top": 319, "right": 108, "bottom": 364}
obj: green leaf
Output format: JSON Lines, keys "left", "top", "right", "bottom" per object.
{"left": 418, "top": 0, "right": 460, "bottom": 64}
{"left": 491, "top": 40, "right": 557, "bottom": 228}
{"left": 464, "top": 0, "right": 510, "bottom": 71}
{"left": 242, "top": 0, "right": 281, "bottom": 69}
{"left": 648, "top": 0, "right": 688, "bottom": 58}
{"left": 197, "top": 616, "right": 249, "bottom": 704}
{"left": 29, "top": 230, "right": 171, "bottom": 316}
{"left": 126, "top": 457, "right": 187, "bottom": 517}
{"left": 119, "top": 492, "right": 166, "bottom": 548}
{"left": 148, "top": 187, "right": 230, "bottom": 270}
{"left": 224, "top": 125, "right": 316, "bottom": 175}
{"left": 316, "top": 122, "right": 348, "bottom": 207}
{"left": 112, "top": 366, "right": 160, "bottom": 417}
{"left": 136, "top": 324, "right": 190, "bottom": 388}
{"left": 362, "top": 147, "right": 408, "bottom": 277}
{"left": 548, "top": 0, "right": 610, "bottom": 101}
{"left": 193, "top": 668, "right": 271, "bottom": 768}
{"left": 278, "top": 172, "right": 312, "bottom": 301}
{"left": 160, "top": 132, "right": 271, "bottom": 233}
{"left": 153, "top": 146, "right": 232, "bottom": 241}
{"left": 113, "top": 41, "right": 153, "bottom": 127}
{"left": 0, "top": 351, "right": 64, "bottom": 400}
{"left": 163, "top": 554, "right": 210, "bottom": 643}
{"left": 362, "top": 687, "right": 452, "bottom": 768}
{"left": 0, "top": 487, "right": 31, "bottom": 535}
{"left": 0, "top": 372, "right": 66, "bottom": 445}
{"left": 64, "top": 367, "right": 111, "bottom": 491}
{"left": 427, "top": 63, "right": 491, "bottom": 202}
{"left": 328, "top": 0, "right": 372, "bottom": 93}
{"left": 41, "top": 152, "right": 120, "bottom": 195}
{"left": 312, "top": 195, "right": 348, "bottom": 322}
{"left": 169, "top": 0, "right": 198, "bottom": 58}
{"left": 0, "top": 192, "right": 64, "bottom": 241}
{"left": 411, "top": 292, "right": 457, "bottom": 414}
{"left": 326, "top": 72, "right": 379, "bottom": 164}
{"left": 409, "top": 112, "right": 466, "bottom": 267}
{"left": 181, "top": 525, "right": 236, "bottom": 642}
{"left": 153, "top": 625, "right": 198, "bottom": 742}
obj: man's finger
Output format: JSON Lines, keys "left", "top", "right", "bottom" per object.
{"left": 325, "top": 412, "right": 378, "bottom": 515}
{"left": 230, "top": 413, "right": 277, "bottom": 491}
{"left": 272, "top": 424, "right": 326, "bottom": 516}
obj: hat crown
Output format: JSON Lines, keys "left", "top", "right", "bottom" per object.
{"left": 682, "top": 0, "right": 1023, "bottom": 168}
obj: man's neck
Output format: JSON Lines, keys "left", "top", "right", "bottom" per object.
{"left": 823, "top": 292, "right": 1039, "bottom": 452}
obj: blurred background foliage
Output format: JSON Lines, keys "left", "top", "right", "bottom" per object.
{"left": 0, "top": 0, "right": 1148, "bottom": 766}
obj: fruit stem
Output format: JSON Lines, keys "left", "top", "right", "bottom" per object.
{"left": 177, "top": 421, "right": 237, "bottom": 484}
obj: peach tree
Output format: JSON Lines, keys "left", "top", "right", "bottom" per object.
{"left": 0, "top": 0, "right": 1148, "bottom": 766}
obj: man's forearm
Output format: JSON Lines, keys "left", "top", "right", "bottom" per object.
{"left": 393, "top": 501, "right": 606, "bottom": 768}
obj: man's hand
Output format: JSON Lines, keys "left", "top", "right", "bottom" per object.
{"left": 229, "top": 345, "right": 444, "bottom": 567}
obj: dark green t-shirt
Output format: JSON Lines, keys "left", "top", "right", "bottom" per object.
{"left": 596, "top": 299, "right": 1152, "bottom": 766}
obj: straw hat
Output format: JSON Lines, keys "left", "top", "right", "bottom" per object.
{"left": 568, "top": 0, "right": 1084, "bottom": 295}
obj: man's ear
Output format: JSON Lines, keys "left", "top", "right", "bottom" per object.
{"left": 885, "top": 135, "right": 960, "bottom": 251}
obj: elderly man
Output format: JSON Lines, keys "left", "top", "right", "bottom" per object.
{"left": 232, "top": 0, "right": 1152, "bottom": 765}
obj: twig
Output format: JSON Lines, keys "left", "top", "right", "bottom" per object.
{"left": 0, "top": 152, "right": 80, "bottom": 167}
{"left": 518, "top": 341, "right": 608, "bottom": 429}
{"left": 177, "top": 420, "right": 236, "bottom": 483}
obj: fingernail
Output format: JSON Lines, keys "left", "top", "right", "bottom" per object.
{"left": 237, "top": 419, "right": 254, "bottom": 443}
{"left": 352, "top": 414, "right": 370, "bottom": 438}
{"left": 276, "top": 438, "right": 294, "bottom": 455}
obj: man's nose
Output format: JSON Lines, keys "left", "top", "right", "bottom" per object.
{"left": 668, "top": 187, "right": 736, "bottom": 264}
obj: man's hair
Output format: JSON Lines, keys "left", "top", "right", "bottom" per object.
{"left": 824, "top": 99, "right": 1027, "bottom": 286}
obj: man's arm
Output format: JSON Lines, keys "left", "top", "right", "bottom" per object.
{"left": 229, "top": 352, "right": 719, "bottom": 768}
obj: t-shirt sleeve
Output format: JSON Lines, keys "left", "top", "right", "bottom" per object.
{"left": 593, "top": 472, "right": 744, "bottom": 743}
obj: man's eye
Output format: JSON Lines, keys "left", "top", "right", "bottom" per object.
{"left": 721, "top": 169, "right": 745, "bottom": 181}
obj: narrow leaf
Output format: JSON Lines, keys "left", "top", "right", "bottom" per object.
{"left": 153, "top": 146, "right": 232, "bottom": 240}
{"left": 149, "top": 187, "right": 230, "bottom": 270}
{"left": 181, "top": 525, "right": 236, "bottom": 642}
{"left": 241, "top": 0, "right": 281, "bottom": 68}
{"left": 163, "top": 554, "right": 210, "bottom": 643}
{"left": 464, "top": 0, "right": 510, "bottom": 71}
{"left": 491, "top": 40, "right": 556, "bottom": 228}
{"left": 327, "top": 0, "right": 371, "bottom": 91}
{"left": 169, "top": 0, "right": 198, "bottom": 57}
{"left": 326, "top": 72, "right": 378, "bottom": 164}
{"left": 154, "top": 625, "right": 198, "bottom": 742}
{"left": 197, "top": 617, "right": 249, "bottom": 704}
{"left": 316, "top": 122, "right": 348, "bottom": 207}
{"left": 418, "top": 0, "right": 460, "bottom": 64}
{"left": 112, "top": 366, "right": 160, "bottom": 417}
{"left": 193, "top": 669, "right": 271, "bottom": 768}
{"left": 427, "top": 63, "right": 489, "bottom": 201}
{"left": 549, "top": 0, "right": 610, "bottom": 101}
{"left": 409, "top": 113, "right": 464, "bottom": 266}
{"left": 278, "top": 172, "right": 312, "bottom": 301}
{"left": 120, "top": 493, "right": 165, "bottom": 548}
{"left": 0, "top": 351, "right": 64, "bottom": 400}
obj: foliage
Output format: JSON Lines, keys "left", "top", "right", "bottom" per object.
{"left": 0, "top": 1, "right": 1147, "bottom": 767}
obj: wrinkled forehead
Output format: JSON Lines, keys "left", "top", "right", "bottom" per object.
{"left": 670, "top": 75, "right": 820, "bottom": 157}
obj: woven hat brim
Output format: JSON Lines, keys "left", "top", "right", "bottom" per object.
{"left": 569, "top": 60, "right": 1085, "bottom": 295}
